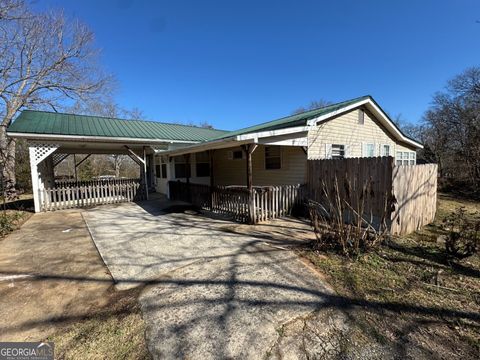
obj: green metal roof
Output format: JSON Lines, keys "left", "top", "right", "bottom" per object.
{"left": 8, "top": 110, "right": 228, "bottom": 142}
{"left": 9, "top": 95, "right": 415, "bottom": 146}
{"left": 210, "top": 95, "right": 371, "bottom": 141}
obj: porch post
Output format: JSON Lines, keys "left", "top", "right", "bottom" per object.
{"left": 143, "top": 146, "right": 148, "bottom": 200}
{"left": 184, "top": 154, "right": 190, "bottom": 185}
{"left": 242, "top": 144, "right": 258, "bottom": 223}
{"left": 209, "top": 150, "right": 214, "bottom": 188}
{"left": 184, "top": 153, "right": 190, "bottom": 202}
{"left": 209, "top": 150, "right": 215, "bottom": 210}
{"left": 73, "top": 154, "right": 78, "bottom": 181}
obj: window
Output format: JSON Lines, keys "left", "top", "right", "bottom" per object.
{"left": 174, "top": 156, "right": 191, "bottom": 178}
{"left": 396, "top": 151, "right": 416, "bottom": 166}
{"left": 265, "top": 146, "right": 281, "bottom": 169}
{"left": 358, "top": 109, "right": 365, "bottom": 124}
{"left": 365, "top": 143, "right": 375, "bottom": 157}
{"left": 396, "top": 151, "right": 403, "bottom": 165}
{"left": 195, "top": 151, "right": 210, "bottom": 177}
{"left": 161, "top": 163, "right": 167, "bottom": 179}
{"left": 331, "top": 144, "right": 345, "bottom": 159}
{"left": 382, "top": 144, "right": 390, "bottom": 157}
{"left": 155, "top": 165, "right": 161, "bottom": 178}
{"left": 232, "top": 150, "right": 243, "bottom": 160}
{"left": 196, "top": 163, "right": 209, "bottom": 177}
{"left": 175, "top": 164, "right": 190, "bottom": 178}
{"left": 409, "top": 152, "right": 416, "bottom": 165}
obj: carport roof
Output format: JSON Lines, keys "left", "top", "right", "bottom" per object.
{"left": 7, "top": 110, "right": 228, "bottom": 142}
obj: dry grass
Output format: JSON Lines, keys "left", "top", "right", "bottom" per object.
{"left": 301, "top": 193, "right": 480, "bottom": 358}
{"left": 47, "top": 287, "right": 151, "bottom": 360}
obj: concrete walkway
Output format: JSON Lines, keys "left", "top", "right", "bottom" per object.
{"left": 83, "top": 199, "right": 350, "bottom": 359}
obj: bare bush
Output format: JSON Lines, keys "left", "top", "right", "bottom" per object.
{"left": 442, "top": 207, "right": 480, "bottom": 259}
{"left": 308, "top": 176, "right": 392, "bottom": 258}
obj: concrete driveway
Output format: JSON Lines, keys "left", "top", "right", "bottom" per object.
{"left": 83, "top": 198, "right": 350, "bottom": 359}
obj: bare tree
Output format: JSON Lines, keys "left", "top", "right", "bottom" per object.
{"left": 199, "top": 121, "right": 214, "bottom": 129}
{"left": 125, "top": 107, "right": 144, "bottom": 120}
{"left": 0, "top": 0, "right": 112, "bottom": 197}
{"left": 0, "top": 0, "right": 24, "bottom": 20}
{"left": 292, "top": 99, "right": 332, "bottom": 114}
{"left": 422, "top": 66, "right": 480, "bottom": 191}
{"left": 392, "top": 113, "right": 424, "bottom": 141}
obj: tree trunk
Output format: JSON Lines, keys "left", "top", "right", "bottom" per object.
{"left": 0, "top": 125, "right": 17, "bottom": 199}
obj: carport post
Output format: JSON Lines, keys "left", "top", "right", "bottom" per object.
{"left": 28, "top": 143, "right": 59, "bottom": 213}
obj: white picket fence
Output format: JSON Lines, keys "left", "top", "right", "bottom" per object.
{"left": 169, "top": 181, "right": 306, "bottom": 223}
{"left": 252, "top": 184, "right": 306, "bottom": 223}
{"left": 40, "top": 179, "right": 145, "bottom": 211}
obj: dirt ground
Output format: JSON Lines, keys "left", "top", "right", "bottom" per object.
{"left": 0, "top": 210, "right": 149, "bottom": 359}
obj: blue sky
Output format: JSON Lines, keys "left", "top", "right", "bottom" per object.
{"left": 34, "top": 0, "right": 480, "bottom": 130}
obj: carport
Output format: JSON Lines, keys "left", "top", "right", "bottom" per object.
{"left": 7, "top": 110, "right": 226, "bottom": 212}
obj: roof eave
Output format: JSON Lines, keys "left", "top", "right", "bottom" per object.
{"left": 157, "top": 136, "right": 249, "bottom": 157}
{"left": 6, "top": 131, "right": 200, "bottom": 145}
{"left": 157, "top": 125, "right": 310, "bottom": 157}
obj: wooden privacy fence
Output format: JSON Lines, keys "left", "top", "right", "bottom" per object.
{"left": 307, "top": 157, "right": 438, "bottom": 235}
{"left": 391, "top": 164, "right": 437, "bottom": 234}
{"left": 40, "top": 178, "right": 145, "bottom": 211}
{"left": 168, "top": 181, "right": 305, "bottom": 223}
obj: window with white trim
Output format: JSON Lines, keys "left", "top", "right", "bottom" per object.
{"left": 396, "top": 151, "right": 403, "bottom": 165}
{"left": 229, "top": 150, "right": 243, "bottom": 160}
{"left": 265, "top": 146, "right": 281, "bottom": 169}
{"left": 409, "top": 152, "right": 416, "bottom": 165}
{"left": 365, "top": 143, "right": 375, "bottom": 157}
{"left": 382, "top": 144, "right": 390, "bottom": 157}
{"left": 396, "top": 151, "right": 416, "bottom": 166}
{"left": 331, "top": 144, "right": 345, "bottom": 159}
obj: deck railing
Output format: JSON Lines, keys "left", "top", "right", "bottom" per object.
{"left": 41, "top": 178, "right": 145, "bottom": 211}
{"left": 168, "top": 181, "right": 306, "bottom": 223}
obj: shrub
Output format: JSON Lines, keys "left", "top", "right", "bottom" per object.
{"left": 308, "top": 176, "right": 392, "bottom": 259}
{"left": 442, "top": 207, "right": 480, "bottom": 259}
{"left": 0, "top": 211, "right": 24, "bottom": 237}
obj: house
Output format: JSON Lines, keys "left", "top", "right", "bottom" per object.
{"left": 7, "top": 95, "right": 422, "bottom": 212}
{"left": 154, "top": 95, "right": 422, "bottom": 195}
